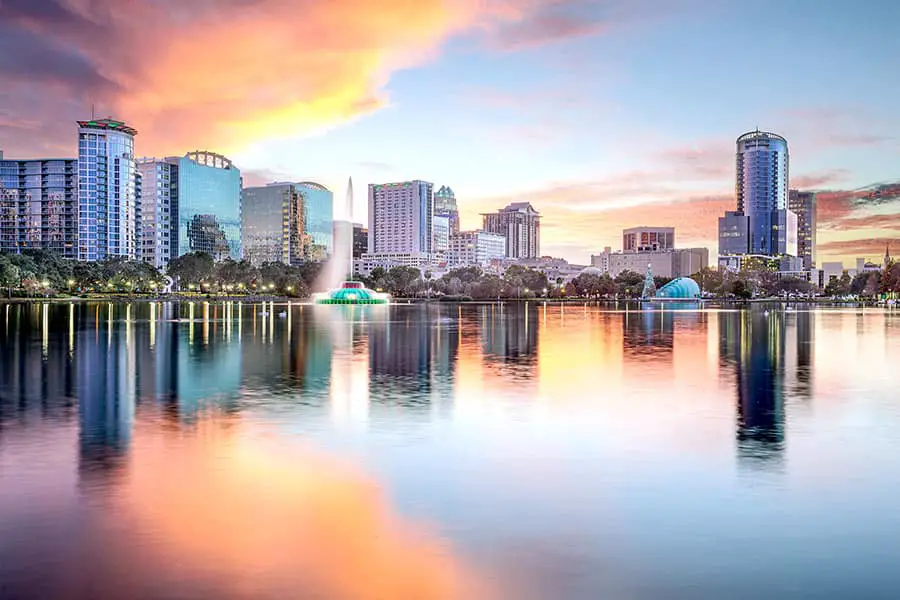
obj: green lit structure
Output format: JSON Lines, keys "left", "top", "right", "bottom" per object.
{"left": 314, "top": 281, "right": 389, "bottom": 305}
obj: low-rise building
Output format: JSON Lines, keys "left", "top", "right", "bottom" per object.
{"left": 447, "top": 230, "right": 505, "bottom": 267}
{"left": 354, "top": 252, "right": 436, "bottom": 277}
{"left": 595, "top": 247, "right": 709, "bottom": 278}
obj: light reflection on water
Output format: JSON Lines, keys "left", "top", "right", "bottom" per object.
{"left": 1, "top": 301, "right": 900, "bottom": 599}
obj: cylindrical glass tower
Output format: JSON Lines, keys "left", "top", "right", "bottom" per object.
{"left": 735, "top": 130, "right": 789, "bottom": 255}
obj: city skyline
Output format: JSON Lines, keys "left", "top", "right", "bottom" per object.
{"left": 1, "top": 1, "right": 899, "bottom": 264}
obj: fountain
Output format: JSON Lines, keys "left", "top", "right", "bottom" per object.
{"left": 313, "top": 177, "right": 389, "bottom": 305}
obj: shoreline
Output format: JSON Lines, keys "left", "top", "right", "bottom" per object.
{"left": 0, "top": 295, "right": 893, "bottom": 307}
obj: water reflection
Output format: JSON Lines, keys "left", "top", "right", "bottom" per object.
{"left": 2, "top": 301, "right": 900, "bottom": 599}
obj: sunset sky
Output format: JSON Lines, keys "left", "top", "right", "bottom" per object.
{"left": 1, "top": 0, "right": 899, "bottom": 264}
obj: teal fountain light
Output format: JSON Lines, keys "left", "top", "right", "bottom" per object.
{"left": 314, "top": 281, "right": 389, "bottom": 305}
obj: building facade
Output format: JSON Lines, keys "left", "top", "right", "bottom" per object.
{"left": 353, "top": 224, "right": 368, "bottom": 259}
{"left": 175, "top": 151, "right": 241, "bottom": 261}
{"left": 434, "top": 185, "right": 460, "bottom": 235}
{"left": 433, "top": 214, "right": 451, "bottom": 254}
{"left": 594, "top": 247, "right": 708, "bottom": 279}
{"left": 718, "top": 130, "right": 799, "bottom": 265}
{"left": 736, "top": 130, "right": 791, "bottom": 255}
{"left": 448, "top": 230, "right": 506, "bottom": 267}
{"left": 482, "top": 202, "right": 540, "bottom": 259}
{"left": 77, "top": 118, "right": 140, "bottom": 261}
{"left": 788, "top": 189, "right": 817, "bottom": 269}
{"left": 296, "top": 182, "right": 333, "bottom": 261}
{"left": 136, "top": 158, "right": 178, "bottom": 268}
{"left": 241, "top": 183, "right": 305, "bottom": 266}
{"left": 0, "top": 152, "right": 78, "bottom": 258}
{"left": 623, "top": 227, "right": 675, "bottom": 252}
{"left": 368, "top": 180, "right": 434, "bottom": 254}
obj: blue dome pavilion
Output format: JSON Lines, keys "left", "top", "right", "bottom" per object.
{"left": 655, "top": 277, "right": 701, "bottom": 299}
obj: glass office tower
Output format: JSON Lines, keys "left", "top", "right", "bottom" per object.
{"left": 77, "top": 118, "right": 139, "bottom": 261}
{"left": 735, "top": 130, "right": 792, "bottom": 256}
{"left": 241, "top": 183, "right": 305, "bottom": 266}
{"left": 175, "top": 151, "right": 241, "bottom": 261}
{"left": 296, "top": 182, "right": 333, "bottom": 261}
{"left": 0, "top": 153, "right": 78, "bottom": 258}
{"left": 788, "top": 190, "right": 817, "bottom": 269}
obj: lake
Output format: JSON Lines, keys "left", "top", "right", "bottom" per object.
{"left": 1, "top": 301, "right": 899, "bottom": 599}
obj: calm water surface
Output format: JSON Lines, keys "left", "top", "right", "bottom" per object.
{"left": 1, "top": 301, "right": 899, "bottom": 599}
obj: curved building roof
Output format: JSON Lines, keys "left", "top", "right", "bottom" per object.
{"left": 656, "top": 277, "right": 701, "bottom": 299}
{"left": 736, "top": 130, "right": 787, "bottom": 145}
{"left": 296, "top": 181, "right": 330, "bottom": 192}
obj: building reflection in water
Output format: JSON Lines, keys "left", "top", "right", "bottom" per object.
{"left": 478, "top": 303, "right": 538, "bottom": 381}
{"left": 718, "top": 308, "right": 815, "bottom": 467}
{"left": 77, "top": 303, "right": 137, "bottom": 481}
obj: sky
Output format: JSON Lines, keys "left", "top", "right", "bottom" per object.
{"left": 1, "top": 0, "right": 899, "bottom": 265}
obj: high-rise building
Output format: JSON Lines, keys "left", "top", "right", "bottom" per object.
{"left": 737, "top": 130, "right": 790, "bottom": 254}
{"left": 448, "top": 230, "right": 506, "bottom": 267}
{"left": 788, "top": 190, "right": 817, "bottom": 269}
{"left": 434, "top": 185, "right": 460, "bottom": 235}
{"left": 295, "top": 182, "right": 333, "bottom": 261}
{"left": 433, "top": 214, "right": 451, "bottom": 254}
{"left": 174, "top": 151, "right": 241, "bottom": 261}
{"left": 241, "top": 183, "right": 305, "bottom": 266}
{"left": 718, "top": 130, "right": 798, "bottom": 267}
{"left": 352, "top": 224, "right": 368, "bottom": 259}
{"left": 482, "top": 202, "right": 540, "bottom": 259}
{"left": 623, "top": 226, "right": 675, "bottom": 252}
{"left": 136, "top": 158, "right": 178, "bottom": 268}
{"left": 77, "top": 118, "right": 140, "bottom": 261}
{"left": 0, "top": 151, "right": 78, "bottom": 258}
{"left": 368, "top": 180, "right": 434, "bottom": 254}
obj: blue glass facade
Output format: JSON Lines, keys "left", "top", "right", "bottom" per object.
{"left": 77, "top": 119, "right": 139, "bottom": 261}
{"left": 175, "top": 152, "right": 241, "bottom": 261}
{"left": 735, "top": 131, "right": 791, "bottom": 255}
{"left": 296, "top": 182, "right": 333, "bottom": 260}
{"left": 0, "top": 156, "right": 78, "bottom": 258}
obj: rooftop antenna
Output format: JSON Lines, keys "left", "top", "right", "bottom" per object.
{"left": 91, "top": 103, "right": 95, "bottom": 119}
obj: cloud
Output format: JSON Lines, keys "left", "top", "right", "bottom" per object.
{"left": 817, "top": 237, "right": 899, "bottom": 257}
{"left": 791, "top": 169, "right": 850, "bottom": 189}
{"left": 0, "top": 0, "right": 625, "bottom": 158}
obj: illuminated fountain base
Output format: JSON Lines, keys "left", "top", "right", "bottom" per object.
{"left": 313, "top": 281, "right": 390, "bottom": 305}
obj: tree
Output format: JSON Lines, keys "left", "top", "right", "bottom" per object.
{"left": 824, "top": 272, "right": 852, "bottom": 297}
{"left": 730, "top": 279, "right": 752, "bottom": 299}
{"left": 851, "top": 271, "right": 881, "bottom": 297}
{"left": 692, "top": 267, "right": 725, "bottom": 297}
{"left": 385, "top": 266, "right": 421, "bottom": 296}
{"left": 882, "top": 263, "right": 900, "bottom": 295}
{"left": 0, "top": 256, "right": 20, "bottom": 297}
{"left": 167, "top": 252, "right": 215, "bottom": 289}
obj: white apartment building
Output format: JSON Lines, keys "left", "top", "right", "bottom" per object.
{"left": 368, "top": 180, "right": 433, "bottom": 254}
{"left": 448, "top": 230, "right": 506, "bottom": 267}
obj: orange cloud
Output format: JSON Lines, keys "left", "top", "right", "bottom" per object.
{"left": 1, "top": 0, "right": 611, "bottom": 157}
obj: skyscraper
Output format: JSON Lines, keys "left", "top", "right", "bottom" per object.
{"left": 0, "top": 151, "right": 78, "bottom": 258}
{"left": 136, "top": 158, "right": 178, "bottom": 268}
{"left": 788, "top": 190, "right": 817, "bottom": 269}
{"left": 295, "top": 182, "right": 333, "bottom": 261}
{"left": 241, "top": 183, "right": 305, "bottom": 266}
{"left": 434, "top": 185, "right": 460, "bottom": 235}
{"left": 175, "top": 151, "right": 241, "bottom": 261}
{"left": 77, "top": 118, "right": 140, "bottom": 261}
{"left": 482, "top": 202, "right": 540, "bottom": 259}
{"left": 718, "top": 130, "right": 798, "bottom": 268}
{"left": 368, "top": 181, "right": 434, "bottom": 254}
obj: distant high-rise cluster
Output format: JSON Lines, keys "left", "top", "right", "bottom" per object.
{"left": 0, "top": 117, "right": 339, "bottom": 271}
{"left": 355, "top": 182, "right": 541, "bottom": 276}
